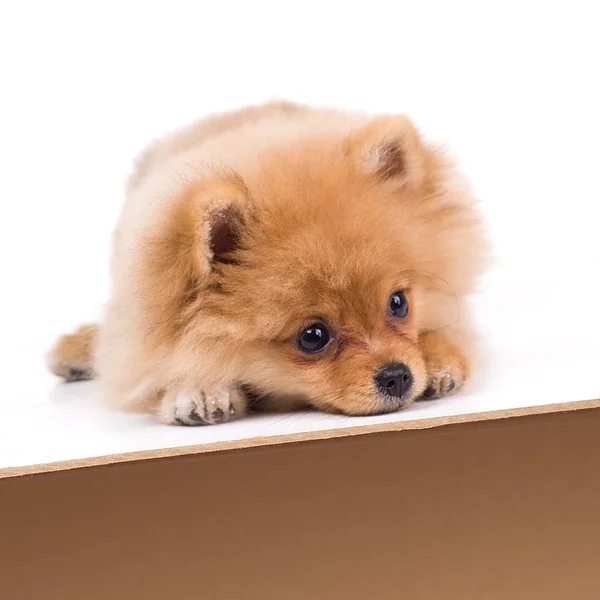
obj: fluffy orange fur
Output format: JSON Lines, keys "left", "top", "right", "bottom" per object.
{"left": 48, "top": 102, "right": 487, "bottom": 425}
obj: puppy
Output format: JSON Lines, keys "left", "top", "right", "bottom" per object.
{"left": 48, "top": 102, "right": 487, "bottom": 425}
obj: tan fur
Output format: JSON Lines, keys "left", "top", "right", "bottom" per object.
{"left": 48, "top": 102, "right": 488, "bottom": 424}
{"left": 48, "top": 324, "right": 98, "bottom": 381}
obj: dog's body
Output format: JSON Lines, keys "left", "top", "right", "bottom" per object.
{"left": 49, "top": 102, "right": 487, "bottom": 425}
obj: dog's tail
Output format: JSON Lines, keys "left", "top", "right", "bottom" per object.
{"left": 47, "top": 324, "right": 98, "bottom": 382}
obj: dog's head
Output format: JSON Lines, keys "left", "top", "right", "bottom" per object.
{"left": 142, "top": 115, "right": 486, "bottom": 415}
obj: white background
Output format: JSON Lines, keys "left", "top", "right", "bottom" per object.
{"left": 0, "top": 1, "right": 599, "bottom": 468}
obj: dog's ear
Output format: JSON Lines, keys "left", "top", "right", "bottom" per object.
{"left": 346, "top": 116, "right": 427, "bottom": 187}
{"left": 189, "top": 174, "right": 251, "bottom": 276}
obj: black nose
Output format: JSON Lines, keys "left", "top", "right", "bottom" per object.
{"left": 374, "top": 362, "right": 413, "bottom": 398}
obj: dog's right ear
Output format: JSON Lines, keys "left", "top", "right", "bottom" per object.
{"left": 179, "top": 173, "right": 252, "bottom": 277}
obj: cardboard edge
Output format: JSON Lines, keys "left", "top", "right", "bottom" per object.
{"left": 2, "top": 398, "right": 600, "bottom": 479}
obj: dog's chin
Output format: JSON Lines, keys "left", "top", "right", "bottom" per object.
{"left": 312, "top": 393, "right": 416, "bottom": 417}
{"left": 359, "top": 395, "right": 415, "bottom": 416}
{"left": 239, "top": 385, "right": 313, "bottom": 414}
{"left": 240, "top": 384, "right": 419, "bottom": 417}
{"left": 367, "top": 396, "right": 412, "bottom": 416}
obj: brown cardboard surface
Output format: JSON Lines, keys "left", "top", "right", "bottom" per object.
{"left": 2, "top": 408, "right": 600, "bottom": 600}
{"left": 3, "top": 397, "right": 600, "bottom": 479}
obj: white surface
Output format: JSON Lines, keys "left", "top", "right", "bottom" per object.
{"left": 1, "top": 2, "right": 599, "bottom": 471}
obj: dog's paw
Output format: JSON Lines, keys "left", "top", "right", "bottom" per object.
{"left": 156, "top": 387, "right": 246, "bottom": 426}
{"left": 418, "top": 331, "right": 469, "bottom": 401}
{"left": 47, "top": 324, "right": 98, "bottom": 382}
{"left": 420, "top": 365, "right": 463, "bottom": 400}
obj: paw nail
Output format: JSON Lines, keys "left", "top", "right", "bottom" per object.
{"left": 422, "top": 386, "right": 436, "bottom": 399}
{"left": 188, "top": 410, "right": 205, "bottom": 424}
{"left": 211, "top": 407, "right": 224, "bottom": 421}
{"left": 66, "top": 368, "right": 90, "bottom": 382}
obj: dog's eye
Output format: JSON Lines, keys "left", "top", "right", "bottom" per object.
{"left": 389, "top": 291, "right": 409, "bottom": 318}
{"left": 297, "top": 324, "right": 331, "bottom": 354}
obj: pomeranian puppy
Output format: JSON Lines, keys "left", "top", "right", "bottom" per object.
{"left": 48, "top": 102, "right": 487, "bottom": 425}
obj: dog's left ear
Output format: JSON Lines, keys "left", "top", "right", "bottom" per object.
{"left": 345, "top": 115, "right": 427, "bottom": 187}
{"left": 188, "top": 174, "right": 252, "bottom": 276}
